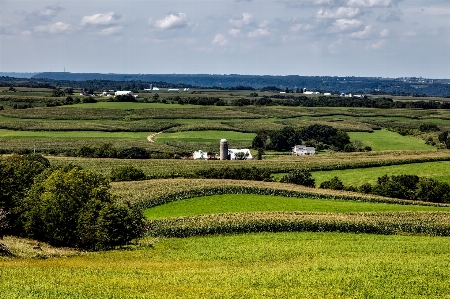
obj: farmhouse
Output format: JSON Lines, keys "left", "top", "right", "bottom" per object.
{"left": 193, "top": 150, "right": 208, "bottom": 160}
{"left": 292, "top": 145, "right": 315, "bottom": 156}
{"left": 228, "top": 149, "right": 253, "bottom": 160}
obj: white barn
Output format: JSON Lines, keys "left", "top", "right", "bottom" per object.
{"left": 292, "top": 145, "right": 315, "bottom": 156}
{"left": 228, "top": 149, "right": 253, "bottom": 160}
{"left": 193, "top": 150, "right": 208, "bottom": 160}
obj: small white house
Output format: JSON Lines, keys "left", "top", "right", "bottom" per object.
{"left": 193, "top": 150, "right": 208, "bottom": 160}
{"left": 228, "top": 149, "right": 253, "bottom": 160}
{"left": 292, "top": 145, "right": 315, "bottom": 156}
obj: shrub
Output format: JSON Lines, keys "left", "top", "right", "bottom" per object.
{"left": 280, "top": 170, "right": 315, "bottom": 188}
{"left": 320, "top": 176, "right": 345, "bottom": 190}
{"left": 111, "top": 166, "right": 146, "bottom": 182}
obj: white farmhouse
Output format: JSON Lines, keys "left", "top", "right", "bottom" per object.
{"left": 292, "top": 145, "right": 315, "bottom": 156}
{"left": 193, "top": 150, "right": 208, "bottom": 160}
{"left": 228, "top": 149, "right": 253, "bottom": 160}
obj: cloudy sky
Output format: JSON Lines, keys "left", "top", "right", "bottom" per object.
{"left": 1, "top": 0, "right": 449, "bottom": 78}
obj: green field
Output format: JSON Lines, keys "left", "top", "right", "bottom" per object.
{"left": 65, "top": 102, "right": 201, "bottom": 109}
{"left": 348, "top": 130, "right": 435, "bottom": 151}
{"left": 144, "top": 194, "right": 447, "bottom": 219}
{"left": 155, "top": 130, "right": 256, "bottom": 143}
{"left": 2, "top": 232, "right": 450, "bottom": 298}
{"left": 312, "top": 160, "right": 450, "bottom": 186}
{"left": 0, "top": 129, "right": 152, "bottom": 140}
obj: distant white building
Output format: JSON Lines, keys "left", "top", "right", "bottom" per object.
{"left": 228, "top": 149, "right": 253, "bottom": 160}
{"left": 168, "top": 89, "right": 180, "bottom": 92}
{"left": 152, "top": 87, "right": 160, "bottom": 91}
{"left": 115, "top": 91, "right": 134, "bottom": 96}
{"left": 292, "top": 145, "right": 315, "bottom": 156}
{"left": 193, "top": 150, "right": 208, "bottom": 160}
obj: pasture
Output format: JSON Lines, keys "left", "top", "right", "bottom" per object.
{"left": 2, "top": 232, "right": 450, "bottom": 298}
{"left": 155, "top": 130, "right": 255, "bottom": 143}
{"left": 312, "top": 161, "right": 450, "bottom": 186}
{"left": 143, "top": 194, "right": 448, "bottom": 219}
{"left": 348, "top": 130, "right": 435, "bottom": 151}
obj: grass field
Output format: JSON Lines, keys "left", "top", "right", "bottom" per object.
{"left": 312, "top": 160, "right": 450, "bottom": 186}
{"left": 155, "top": 130, "right": 255, "bottom": 143}
{"left": 2, "top": 232, "right": 450, "bottom": 298}
{"left": 143, "top": 194, "right": 447, "bottom": 219}
{"left": 65, "top": 102, "right": 201, "bottom": 109}
{"left": 348, "top": 130, "right": 435, "bottom": 151}
{"left": 0, "top": 129, "right": 152, "bottom": 140}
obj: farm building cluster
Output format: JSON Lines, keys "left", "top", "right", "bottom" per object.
{"left": 192, "top": 139, "right": 314, "bottom": 160}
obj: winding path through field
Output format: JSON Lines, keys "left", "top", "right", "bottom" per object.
{"left": 147, "top": 131, "right": 163, "bottom": 142}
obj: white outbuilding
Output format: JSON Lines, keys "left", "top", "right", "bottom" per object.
{"left": 292, "top": 145, "right": 315, "bottom": 156}
{"left": 193, "top": 150, "right": 208, "bottom": 160}
{"left": 115, "top": 91, "right": 134, "bottom": 96}
{"left": 228, "top": 149, "right": 253, "bottom": 160}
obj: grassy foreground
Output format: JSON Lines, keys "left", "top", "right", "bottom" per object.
{"left": 2, "top": 232, "right": 450, "bottom": 298}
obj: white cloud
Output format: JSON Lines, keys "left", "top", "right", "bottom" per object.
{"left": 81, "top": 12, "right": 122, "bottom": 27}
{"left": 98, "top": 26, "right": 123, "bottom": 36}
{"left": 347, "top": 0, "right": 401, "bottom": 8}
{"left": 317, "top": 7, "right": 362, "bottom": 19}
{"left": 154, "top": 13, "right": 188, "bottom": 30}
{"left": 228, "top": 28, "right": 241, "bottom": 36}
{"left": 229, "top": 13, "right": 254, "bottom": 29}
{"left": 331, "top": 18, "right": 364, "bottom": 32}
{"left": 369, "top": 39, "right": 386, "bottom": 49}
{"left": 212, "top": 34, "right": 228, "bottom": 46}
{"left": 248, "top": 28, "right": 270, "bottom": 38}
{"left": 350, "top": 25, "right": 373, "bottom": 38}
{"left": 34, "top": 22, "right": 73, "bottom": 34}
{"left": 25, "top": 4, "right": 64, "bottom": 22}
{"left": 380, "top": 29, "right": 389, "bottom": 37}
{"left": 377, "top": 9, "right": 402, "bottom": 22}
{"left": 290, "top": 23, "right": 314, "bottom": 32}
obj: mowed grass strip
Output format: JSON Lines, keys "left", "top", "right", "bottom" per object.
{"left": 144, "top": 194, "right": 447, "bottom": 220}
{"left": 155, "top": 130, "right": 255, "bottom": 143}
{"left": 312, "top": 160, "right": 450, "bottom": 186}
{"left": 348, "top": 130, "right": 435, "bottom": 151}
{"left": 65, "top": 102, "right": 201, "bottom": 109}
{"left": 2, "top": 232, "right": 450, "bottom": 298}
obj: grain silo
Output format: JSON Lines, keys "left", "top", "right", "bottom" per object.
{"left": 220, "top": 139, "right": 229, "bottom": 160}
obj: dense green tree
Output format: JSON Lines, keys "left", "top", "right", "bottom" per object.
{"left": 22, "top": 167, "right": 144, "bottom": 250}
{"left": 268, "top": 126, "right": 301, "bottom": 151}
{"left": 0, "top": 155, "right": 50, "bottom": 234}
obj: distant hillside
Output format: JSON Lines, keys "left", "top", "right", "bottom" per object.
{"left": 0, "top": 73, "right": 38, "bottom": 79}
{"left": 30, "top": 72, "right": 450, "bottom": 97}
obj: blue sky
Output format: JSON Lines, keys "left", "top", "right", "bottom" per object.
{"left": 1, "top": 0, "right": 449, "bottom": 78}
